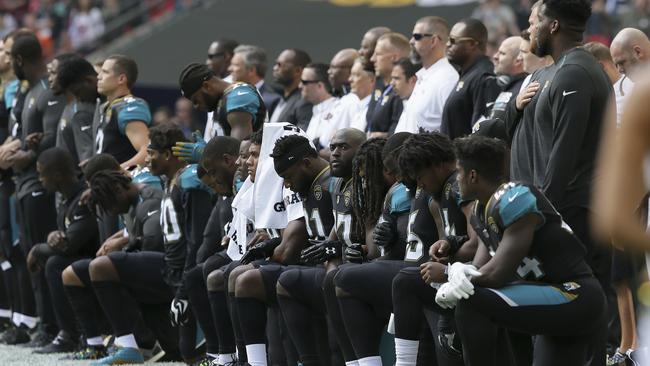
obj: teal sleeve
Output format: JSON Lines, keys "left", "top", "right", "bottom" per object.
{"left": 180, "top": 164, "right": 215, "bottom": 195}
{"left": 390, "top": 184, "right": 411, "bottom": 214}
{"left": 117, "top": 100, "right": 152, "bottom": 135}
{"left": 226, "top": 85, "right": 261, "bottom": 118}
{"left": 498, "top": 186, "right": 544, "bottom": 228}
{"left": 4, "top": 80, "right": 19, "bottom": 109}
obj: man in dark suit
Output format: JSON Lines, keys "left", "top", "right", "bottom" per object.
{"left": 268, "top": 48, "right": 313, "bottom": 131}
{"left": 229, "top": 45, "right": 281, "bottom": 117}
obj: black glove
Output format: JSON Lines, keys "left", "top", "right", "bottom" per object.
{"left": 240, "top": 237, "right": 282, "bottom": 265}
{"left": 373, "top": 220, "right": 396, "bottom": 251}
{"left": 344, "top": 243, "right": 365, "bottom": 263}
{"left": 300, "top": 239, "right": 343, "bottom": 265}
{"left": 169, "top": 297, "right": 190, "bottom": 327}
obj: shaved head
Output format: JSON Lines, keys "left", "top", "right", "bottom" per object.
{"left": 337, "top": 128, "right": 367, "bottom": 146}
{"left": 329, "top": 48, "right": 359, "bottom": 90}
{"left": 611, "top": 27, "right": 650, "bottom": 81}
{"left": 493, "top": 36, "right": 523, "bottom": 75}
{"left": 330, "top": 128, "right": 367, "bottom": 177}
{"left": 359, "top": 26, "right": 392, "bottom": 61}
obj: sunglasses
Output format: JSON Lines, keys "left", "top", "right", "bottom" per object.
{"left": 301, "top": 79, "right": 320, "bottom": 85}
{"left": 412, "top": 33, "right": 434, "bottom": 41}
{"left": 447, "top": 36, "right": 477, "bottom": 45}
{"left": 208, "top": 52, "right": 225, "bottom": 59}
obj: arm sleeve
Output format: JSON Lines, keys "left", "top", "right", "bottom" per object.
{"left": 498, "top": 186, "right": 545, "bottom": 228}
{"left": 117, "top": 100, "right": 152, "bottom": 135}
{"left": 62, "top": 204, "right": 99, "bottom": 255}
{"left": 471, "top": 75, "right": 502, "bottom": 126}
{"left": 37, "top": 95, "right": 65, "bottom": 154}
{"left": 542, "top": 65, "right": 594, "bottom": 207}
{"left": 71, "top": 110, "right": 95, "bottom": 162}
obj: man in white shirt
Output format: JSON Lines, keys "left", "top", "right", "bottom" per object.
{"left": 349, "top": 58, "right": 376, "bottom": 132}
{"left": 390, "top": 58, "right": 418, "bottom": 134}
{"left": 610, "top": 28, "right": 650, "bottom": 124}
{"left": 327, "top": 49, "right": 361, "bottom": 133}
{"left": 229, "top": 44, "right": 281, "bottom": 117}
{"left": 302, "top": 63, "right": 338, "bottom": 158}
{"left": 395, "top": 16, "right": 458, "bottom": 133}
{"left": 204, "top": 39, "right": 238, "bottom": 140}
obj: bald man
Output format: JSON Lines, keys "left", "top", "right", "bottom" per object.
{"left": 486, "top": 36, "right": 527, "bottom": 121}
{"left": 441, "top": 18, "right": 501, "bottom": 139}
{"left": 359, "top": 26, "right": 391, "bottom": 63}
{"left": 611, "top": 28, "right": 650, "bottom": 82}
{"left": 328, "top": 48, "right": 358, "bottom": 97}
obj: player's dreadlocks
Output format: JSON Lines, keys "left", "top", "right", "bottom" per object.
{"left": 89, "top": 170, "right": 132, "bottom": 213}
{"left": 397, "top": 132, "right": 455, "bottom": 185}
{"left": 352, "top": 138, "right": 389, "bottom": 239}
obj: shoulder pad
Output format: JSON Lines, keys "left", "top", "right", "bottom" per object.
{"left": 132, "top": 167, "right": 162, "bottom": 189}
{"left": 389, "top": 183, "right": 411, "bottom": 214}
{"left": 179, "top": 164, "right": 214, "bottom": 194}
{"left": 492, "top": 182, "right": 543, "bottom": 228}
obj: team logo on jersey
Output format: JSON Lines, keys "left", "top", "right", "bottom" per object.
{"left": 20, "top": 80, "right": 29, "bottom": 93}
{"left": 374, "top": 89, "right": 381, "bottom": 101}
{"left": 444, "top": 182, "right": 452, "bottom": 200}
{"left": 313, "top": 185, "right": 322, "bottom": 200}
{"left": 324, "top": 113, "right": 333, "bottom": 121}
{"left": 487, "top": 216, "right": 499, "bottom": 235}
{"left": 455, "top": 81, "right": 464, "bottom": 92}
{"left": 563, "top": 282, "right": 581, "bottom": 291}
{"left": 28, "top": 97, "right": 35, "bottom": 109}
{"left": 344, "top": 190, "right": 351, "bottom": 207}
{"left": 415, "top": 187, "right": 422, "bottom": 199}
{"left": 60, "top": 118, "right": 67, "bottom": 130}
{"left": 381, "top": 94, "right": 389, "bottom": 106}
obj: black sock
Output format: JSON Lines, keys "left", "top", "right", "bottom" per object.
{"left": 64, "top": 285, "right": 100, "bottom": 338}
{"left": 46, "top": 256, "right": 78, "bottom": 336}
{"left": 228, "top": 292, "right": 246, "bottom": 361}
{"left": 208, "top": 289, "right": 236, "bottom": 354}
{"left": 337, "top": 296, "right": 386, "bottom": 359}
{"left": 277, "top": 294, "right": 327, "bottom": 366}
{"left": 235, "top": 296, "right": 267, "bottom": 345}
{"left": 185, "top": 267, "right": 220, "bottom": 354}
{"left": 323, "top": 270, "right": 356, "bottom": 362}
{"left": 92, "top": 281, "right": 132, "bottom": 336}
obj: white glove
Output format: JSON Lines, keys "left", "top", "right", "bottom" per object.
{"left": 447, "top": 262, "right": 482, "bottom": 295}
{"left": 435, "top": 281, "right": 475, "bottom": 309}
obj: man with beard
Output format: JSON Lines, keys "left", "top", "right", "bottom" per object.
{"left": 524, "top": 1, "right": 614, "bottom": 359}
{"left": 395, "top": 16, "right": 458, "bottom": 134}
{"left": 440, "top": 18, "right": 501, "bottom": 139}
{"left": 268, "top": 48, "right": 313, "bottom": 130}
{"left": 178, "top": 63, "right": 266, "bottom": 141}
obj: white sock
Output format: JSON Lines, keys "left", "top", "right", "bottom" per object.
{"left": 357, "top": 356, "right": 382, "bottom": 366}
{"left": 115, "top": 334, "right": 138, "bottom": 349}
{"left": 395, "top": 338, "right": 419, "bottom": 366}
{"left": 0, "top": 308, "right": 10, "bottom": 319}
{"left": 245, "top": 344, "right": 267, "bottom": 366}
{"left": 345, "top": 361, "right": 360, "bottom": 366}
{"left": 86, "top": 336, "right": 104, "bottom": 346}
{"left": 20, "top": 313, "right": 38, "bottom": 329}
{"left": 11, "top": 312, "right": 20, "bottom": 326}
{"left": 218, "top": 353, "right": 237, "bottom": 364}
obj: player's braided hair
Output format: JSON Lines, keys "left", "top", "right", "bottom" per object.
{"left": 397, "top": 132, "right": 455, "bottom": 184}
{"left": 352, "top": 138, "right": 389, "bottom": 239}
{"left": 89, "top": 170, "right": 132, "bottom": 213}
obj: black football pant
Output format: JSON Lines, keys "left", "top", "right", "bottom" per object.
{"left": 17, "top": 190, "right": 57, "bottom": 331}
{"left": 455, "top": 277, "right": 607, "bottom": 366}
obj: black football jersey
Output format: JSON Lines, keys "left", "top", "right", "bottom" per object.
{"left": 437, "top": 172, "right": 468, "bottom": 239}
{"left": 216, "top": 82, "right": 267, "bottom": 136}
{"left": 161, "top": 177, "right": 186, "bottom": 278}
{"left": 404, "top": 188, "right": 438, "bottom": 265}
{"left": 378, "top": 182, "right": 411, "bottom": 259}
{"left": 331, "top": 177, "right": 360, "bottom": 248}
{"left": 470, "top": 182, "right": 592, "bottom": 283}
{"left": 302, "top": 166, "right": 335, "bottom": 241}
{"left": 94, "top": 95, "right": 151, "bottom": 164}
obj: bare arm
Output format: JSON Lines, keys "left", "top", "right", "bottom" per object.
{"left": 272, "top": 218, "right": 309, "bottom": 264}
{"left": 122, "top": 121, "right": 149, "bottom": 169}
{"left": 227, "top": 111, "right": 254, "bottom": 141}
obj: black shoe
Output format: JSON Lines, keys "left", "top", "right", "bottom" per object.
{"left": 2, "top": 327, "right": 31, "bottom": 345}
{"left": 22, "top": 328, "right": 54, "bottom": 348}
{"left": 34, "top": 331, "right": 79, "bottom": 354}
